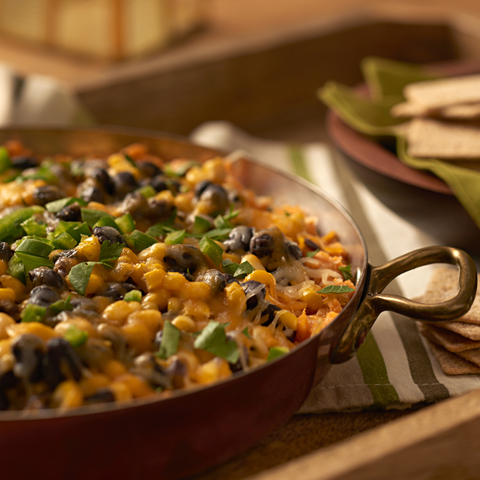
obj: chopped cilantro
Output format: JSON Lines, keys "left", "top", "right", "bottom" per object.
{"left": 156, "top": 321, "right": 181, "bottom": 360}
{"left": 339, "top": 265, "right": 353, "bottom": 281}
{"left": 193, "top": 321, "right": 239, "bottom": 364}
{"left": 306, "top": 249, "right": 320, "bottom": 258}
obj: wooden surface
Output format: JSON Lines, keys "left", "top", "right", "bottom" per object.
{"left": 2, "top": 3, "right": 480, "bottom": 480}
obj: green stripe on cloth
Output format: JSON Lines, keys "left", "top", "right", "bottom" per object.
{"left": 288, "top": 145, "right": 311, "bottom": 180}
{"left": 288, "top": 144, "right": 401, "bottom": 407}
{"left": 355, "top": 332, "right": 400, "bottom": 406}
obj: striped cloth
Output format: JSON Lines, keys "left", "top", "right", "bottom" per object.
{"left": 190, "top": 121, "right": 480, "bottom": 412}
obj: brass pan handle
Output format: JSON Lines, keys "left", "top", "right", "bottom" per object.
{"left": 331, "top": 246, "right": 477, "bottom": 364}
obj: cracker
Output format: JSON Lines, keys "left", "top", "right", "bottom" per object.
{"left": 417, "top": 322, "right": 480, "bottom": 352}
{"left": 457, "top": 348, "right": 480, "bottom": 367}
{"left": 427, "top": 321, "right": 480, "bottom": 341}
{"left": 420, "top": 267, "right": 480, "bottom": 326}
{"left": 426, "top": 339, "right": 480, "bottom": 375}
{"left": 391, "top": 101, "right": 480, "bottom": 120}
{"left": 406, "top": 118, "right": 480, "bottom": 160}
{"left": 403, "top": 74, "right": 480, "bottom": 110}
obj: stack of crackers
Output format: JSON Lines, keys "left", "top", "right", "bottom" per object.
{"left": 391, "top": 74, "right": 480, "bottom": 161}
{"left": 417, "top": 267, "right": 480, "bottom": 375}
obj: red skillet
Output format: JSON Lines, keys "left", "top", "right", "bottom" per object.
{"left": 0, "top": 127, "right": 476, "bottom": 480}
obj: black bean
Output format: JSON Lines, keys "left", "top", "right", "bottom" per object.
{"left": 147, "top": 198, "right": 175, "bottom": 220}
{"left": 84, "top": 388, "right": 115, "bottom": 405}
{"left": 223, "top": 273, "right": 240, "bottom": 285}
{"left": 194, "top": 180, "right": 212, "bottom": 198}
{"left": 101, "top": 282, "right": 135, "bottom": 301}
{"left": 81, "top": 185, "right": 104, "bottom": 203}
{"left": 196, "top": 269, "right": 226, "bottom": 292}
{"left": 11, "top": 334, "right": 46, "bottom": 383}
{"left": 164, "top": 245, "right": 206, "bottom": 274}
{"left": 305, "top": 238, "right": 320, "bottom": 251}
{"left": 0, "top": 299, "right": 19, "bottom": 319}
{"left": 113, "top": 171, "right": 138, "bottom": 197}
{"left": 241, "top": 280, "right": 266, "bottom": 310}
{"left": 138, "top": 162, "right": 162, "bottom": 178}
{"left": 226, "top": 339, "right": 248, "bottom": 374}
{"left": 43, "top": 338, "right": 83, "bottom": 389}
{"left": 198, "top": 184, "right": 229, "bottom": 216}
{"left": 98, "top": 324, "right": 127, "bottom": 360}
{"left": 90, "top": 168, "right": 115, "bottom": 195}
{"left": 250, "top": 233, "right": 274, "bottom": 258}
{"left": 53, "top": 250, "right": 79, "bottom": 277}
{"left": 286, "top": 241, "right": 302, "bottom": 260}
{"left": 131, "top": 352, "right": 171, "bottom": 390}
{"left": 150, "top": 175, "right": 168, "bottom": 192}
{"left": 224, "top": 226, "right": 254, "bottom": 252}
{"left": 11, "top": 156, "right": 39, "bottom": 170}
{"left": 93, "top": 226, "right": 127, "bottom": 246}
{"left": 29, "top": 267, "right": 65, "bottom": 290}
{"left": 32, "top": 185, "right": 63, "bottom": 206}
{"left": 55, "top": 202, "right": 81, "bottom": 222}
{"left": 28, "top": 285, "right": 60, "bottom": 307}
{"left": 0, "top": 242, "right": 13, "bottom": 263}
{"left": 260, "top": 303, "right": 281, "bottom": 326}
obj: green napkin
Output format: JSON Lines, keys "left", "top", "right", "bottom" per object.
{"left": 319, "top": 56, "right": 480, "bottom": 231}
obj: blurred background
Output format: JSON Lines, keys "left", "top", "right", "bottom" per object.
{"left": 0, "top": 0, "right": 480, "bottom": 140}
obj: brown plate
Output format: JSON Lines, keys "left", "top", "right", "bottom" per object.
{"left": 326, "top": 61, "right": 480, "bottom": 196}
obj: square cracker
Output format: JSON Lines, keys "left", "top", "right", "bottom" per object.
{"left": 405, "top": 118, "right": 480, "bottom": 160}
{"left": 426, "top": 339, "right": 480, "bottom": 375}
{"left": 417, "top": 322, "right": 480, "bottom": 352}
{"left": 403, "top": 74, "right": 480, "bottom": 110}
{"left": 419, "top": 267, "right": 480, "bottom": 326}
{"left": 428, "top": 321, "right": 480, "bottom": 341}
{"left": 457, "top": 348, "right": 480, "bottom": 367}
{"left": 391, "top": 101, "right": 480, "bottom": 120}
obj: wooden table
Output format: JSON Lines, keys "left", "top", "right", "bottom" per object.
{"left": 2, "top": 3, "right": 480, "bottom": 479}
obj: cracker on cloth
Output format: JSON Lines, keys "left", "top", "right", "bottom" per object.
{"left": 417, "top": 322, "right": 480, "bottom": 352}
{"left": 426, "top": 339, "right": 480, "bottom": 375}
{"left": 403, "top": 74, "right": 480, "bottom": 110}
{"left": 419, "top": 267, "right": 480, "bottom": 326}
{"left": 405, "top": 118, "right": 480, "bottom": 160}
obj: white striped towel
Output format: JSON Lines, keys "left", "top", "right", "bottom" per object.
{"left": 190, "top": 121, "right": 480, "bottom": 412}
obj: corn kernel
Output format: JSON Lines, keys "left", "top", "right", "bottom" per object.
{"left": 0, "top": 338, "right": 12, "bottom": 357}
{"left": 172, "top": 315, "right": 196, "bottom": 332}
{"left": 79, "top": 374, "right": 110, "bottom": 396}
{"left": 185, "top": 165, "right": 207, "bottom": 185}
{"left": 52, "top": 381, "right": 84, "bottom": 408}
{"left": 179, "top": 281, "right": 211, "bottom": 301}
{"left": 138, "top": 243, "right": 166, "bottom": 262}
{"left": 127, "top": 309, "right": 162, "bottom": 333}
{"left": 122, "top": 323, "right": 153, "bottom": 354}
{"left": 174, "top": 192, "right": 194, "bottom": 213}
{"left": 85, "top": 265, "right": 107, "bottom": 296}
{"left": 0, "top": 275, "right": 26, "bottom": 300}
{"left": 102, "top": 300, "right": 141, "bottom": 326}
{"left": 0, "top": 313, "right": 15, "bottom": 340}
{"left": 54, "top": 318, "right": 98, "bottom": 339}
{"left": 225, "top": 282, "right": 246, "bottom": 312}
{"left": 77, "top": 236, "right": 101, "bottom": 261}
{"left": 142, "top": 290, "right": 169, "bottom": 311}
{"left": 203, "top": 158, "right": 226, "bottom": 183}
{"left": 103, "top": 359, "right": 128, "bottom": 379}
{"left": 277, "top": 310, "right": 298, "bottom": 331}
{"left": 107, "top": 153, "right": 140, "bottom": 179}
{"left": 116, "top": 374, "right": 154, "bottom": 398}
{"left": 302, "top": 289, "right": 325, "bottom": 310}
{"left": 168, "top": 297, "right": 182, "bottom": 312}
{"left": 182, "top": 299, "right": 210, "bottom": 321}
{"left": 110, "top": 381, "right": 133, "bottom": 402}
{"left": 0, "top": 260, "right": 8, "bottom": 276}
{"left": 240, "top": 254, "right": 265, "bottom": 271}
{"left": 194, "top": 358, "right": 231, "bottom": 384}
{"left": 163, "top": 272, "right": 188, "bottom": 291}
{"left": 144, "top": 268, "right": 166, "bottom": 291}
{"left": 6, "top": 322, "right": 58, "bottom": 342}
{"left": 245, "top": 271, "right": 276, "bottom": 296}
